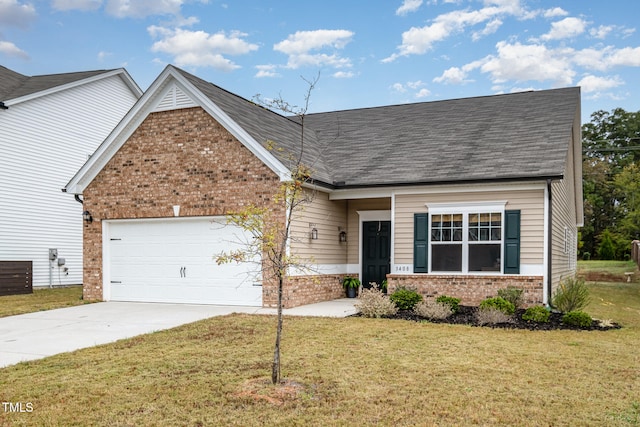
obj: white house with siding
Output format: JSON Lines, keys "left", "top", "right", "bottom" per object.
{"left": 0, "top": 65, "right": 141, "bottom": 288}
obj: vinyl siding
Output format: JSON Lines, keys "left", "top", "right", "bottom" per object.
{"left": 290, "top": 189, "right": 348, "bottom": 267}
{"left": 393, "top": 187, "right": 545, "bottom": 267}
{"left": 551, "top": 134, "right": 579, "bottom": 291}
{"left": 0, "top": 75, "right": 139, "bottom": 287}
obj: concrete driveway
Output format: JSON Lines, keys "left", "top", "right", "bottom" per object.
{"left": 0, "top": 299, "right": 357, "bottom": 368}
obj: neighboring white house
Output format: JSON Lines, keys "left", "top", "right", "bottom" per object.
{"left": 0, "top": 65, "right": 142, "bottom": 288}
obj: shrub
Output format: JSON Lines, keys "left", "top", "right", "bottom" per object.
{"left": 479, "top": 297, "right": 515, "bottom": 315}
{"left": 435, "top": 295, "right": 461, "bottom": 313}
{"left": 497, "top": 287, "right": 524, "bottom": 309}
{"left": 413, "top": 298, "right": 453, "bottom": 320}
{"left": 355, "top": 286, "right": 398, "bottom": 318}
{"left": 552, "top": 276, "right": 591, "bottom": 312}
{"left": 522, "top": 306, "right": 550, "bottom": 323}
{"left": 562, "top": 311, "right": 593, "bottom": 328}
{"left": 389, "top": 287, "right": 423, "bottom": 310}
{"left": 476, "top": 307, "right": 514, "bottom": 325}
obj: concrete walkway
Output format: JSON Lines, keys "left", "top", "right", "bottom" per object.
{"left": 0, "top": 299, "right": 357, "bottom": 368}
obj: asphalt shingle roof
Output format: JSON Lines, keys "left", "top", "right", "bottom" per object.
{"left": 176, "top": 66, "right": 579, "bottom": 188}
{"left": 0, "top": 65, "right": 114, "bottom": 101}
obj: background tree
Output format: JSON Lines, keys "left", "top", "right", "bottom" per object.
{"left": 580, "top": 108, "right": 640, "bottom": 260}
{"left": 216, "top": 76, "right": 319, "bottom": 385}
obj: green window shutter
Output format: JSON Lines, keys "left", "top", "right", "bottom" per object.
{"left": 504, "top": 210, "right": 521, "bottom": 274}
{"left": 414, "top": 213, "right": 429, "bottom": 273}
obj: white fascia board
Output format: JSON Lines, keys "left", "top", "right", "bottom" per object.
{"left": 64, "top": 66, "right": 289, "bottom": 194}
{"left": 329, "top": 181, "right": 547, "bottom": 200}
{"left": 4, "top": 69, "right": 142, "bottom": 107}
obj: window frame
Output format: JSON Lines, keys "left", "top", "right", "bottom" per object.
{"left": 426, "top": 202, "right": 507, "bottom": 274}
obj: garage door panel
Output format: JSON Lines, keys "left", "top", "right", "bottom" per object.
{"left": 107, "top": 217, "right": 262, "bottom": 306}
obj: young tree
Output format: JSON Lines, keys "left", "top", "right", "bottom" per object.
{"left": 216, "top": 76, "right": 319, "bottom": 385}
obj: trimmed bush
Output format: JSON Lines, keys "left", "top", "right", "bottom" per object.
{"left": 522, "top": 306, "right": 550, "bottom": 323}
{"left": 355, "top": 286, "right": 398, "bottom": 318}
{"left": 479, "top": 297, "right": 515, "bottom": 315}
{"left": 497, "top": 287, "right": 524, "bottom": 309}
{"left": 476, "top": 307, "right": 514, "bottom": 325}
{"left": 436, "top": 295, "right": 461, "bottom": 314}
{"left": 552, "top": 277, "right": 591, "bottom": 312}
{"left": 562, "top": 311, "right": 593, "bottom": 328}
{"left": 389, "top": 287, "right": 423, "bottom": 310}
{"left": 413, "top": 298, "right": 453, "bottom": 320}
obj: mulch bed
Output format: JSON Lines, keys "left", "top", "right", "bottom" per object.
{"left": 354, "top": 306, "right": 622, "bottom": 331}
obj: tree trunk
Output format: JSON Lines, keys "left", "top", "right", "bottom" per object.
{"left": 271, "top": 275, "right": 284, "bottom": 384}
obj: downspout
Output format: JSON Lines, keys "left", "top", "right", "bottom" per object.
{"left": 74, "top": 194, "right": 83, "bottom": 204}
{"left": 546, "top": 179, "right": 554, "bottom": 308}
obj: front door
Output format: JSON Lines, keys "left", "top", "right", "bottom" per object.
{"left": 362, "top": 221, "right": 391, "bottom": 289}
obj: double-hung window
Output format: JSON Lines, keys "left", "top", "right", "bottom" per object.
{"left": 428, "top": 203, "right": 506, "bottom": 273}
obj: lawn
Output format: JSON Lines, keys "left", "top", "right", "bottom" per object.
{"left": 1, "top": 265, "right": 639, "bottom": 426}
{"left": 0, "top": 286, "right": 86, "bottom": 318}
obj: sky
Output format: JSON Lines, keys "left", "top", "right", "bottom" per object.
{"left": 1, "top": 0, "right": 640, "bottom": 123}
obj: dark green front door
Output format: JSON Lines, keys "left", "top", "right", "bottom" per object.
{"left": 362, "top": 221, "right": 391, "bottom": 289}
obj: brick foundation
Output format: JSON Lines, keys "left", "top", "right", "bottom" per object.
{"left": 387, "top": 274, "right": 544, "bottom": 307}
{"left": 263, "top": 274, "right": 350, "bottom": 308}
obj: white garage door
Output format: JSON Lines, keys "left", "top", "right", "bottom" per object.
{"left": 106, "top": 217, "right": 262, "bottom": 306}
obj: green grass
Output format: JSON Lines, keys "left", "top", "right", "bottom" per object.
{"left": 578, "top": 260, "right": 639, "bottom": 274}
{"left": 0, "top": 286, "right": 87, "bottom": 318}
{"left": 1, "top": 277, "right": 639, "bottom": 426}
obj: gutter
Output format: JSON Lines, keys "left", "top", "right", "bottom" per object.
{"left": 315, "top": 174, "right": 565, "bottom": 192}
{"left": 0, "top": 101, "right": 8, "bottom": 110}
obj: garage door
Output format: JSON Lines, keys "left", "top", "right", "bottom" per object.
{"left": 106, "top": 217, "right": 262, "bottom": 306}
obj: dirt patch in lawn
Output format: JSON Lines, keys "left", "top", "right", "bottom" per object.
{"left": 356, "top": 306, "right": 621, "bottom": 331}
{"left": 234, "top": 378, "right": 321, "bottom": 406}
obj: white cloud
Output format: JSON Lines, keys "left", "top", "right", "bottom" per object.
{"left": 540, "top": 17, "right": 587, "bottom": 41}
{"left": 589, "top": 25, "right": 614, "bottom": 40}
{"left": 479, "top": 41, "right": 576, "bottom": 86}
{"left": 415, "top": 88, "right": 431, "bottom": 98}
{"left": 0, "top": 40, "right": 29, "bottom": 58}
{"left": 396, "top": 0, "right": 422, "bottom": 16}
{"left": 606, "top": 46, "right": 640, "bottom": 68}
{"left": 543, "top": 7, "right": 568, "bottom": 18}
{"left": 149, "top": 27, "right": 258, "bottom": 71}
{"left": 472, "top": 18, "right": 502, "bottom": 41}
{"left": 274, "top": 29, "right": 354, "bottom": 69}
{"left": 255, "top": 64, "right": 280, "bottom": 78}
{"left": 383, "top": 1, "right": 533, "bottom": 62}
{"left": 0, "top": 0, "right": 37, "bottom": 28}
{"left": 333, "top": 70, "right": 355, "bottom": 78}
{"left": 433, "top": 66, "right": 471, "bottom": 84}
{"left": 52, "top": 0, "right": 102, "bottom": 11}
{"left": 577, "top": 75, "right": 623, "bottom": 93}
{"left": 391, "top": 82, "right": 407, "bottom": 93}
{"left": 390, "top": 80, "right": 429, "bottom": 98}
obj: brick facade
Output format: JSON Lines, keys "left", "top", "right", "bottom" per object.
{"left": 264, "top": 274, "right": 349, "bottom": 308}
{"left": 82, "top": 107, "right": 285, "bottom": 302}
{"left": 386, "top": 274, "right": 544, "bottom": 307}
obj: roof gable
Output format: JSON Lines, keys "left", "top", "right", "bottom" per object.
{"left": 0, "top": 66, "right": 141, "bottom": 106}
{"left": 64, "top": 65, "right": 291, "bottom": 194}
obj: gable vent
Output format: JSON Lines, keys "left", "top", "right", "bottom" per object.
{"left": 153, "top": 84, "right": 197, "bottom": 112}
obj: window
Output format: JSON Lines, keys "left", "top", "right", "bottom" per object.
{"left": 413, "top": 205, "right": 520, "bottom": 275}
{"left": 430, "top": 211, "right": 502, "bottom": 272}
